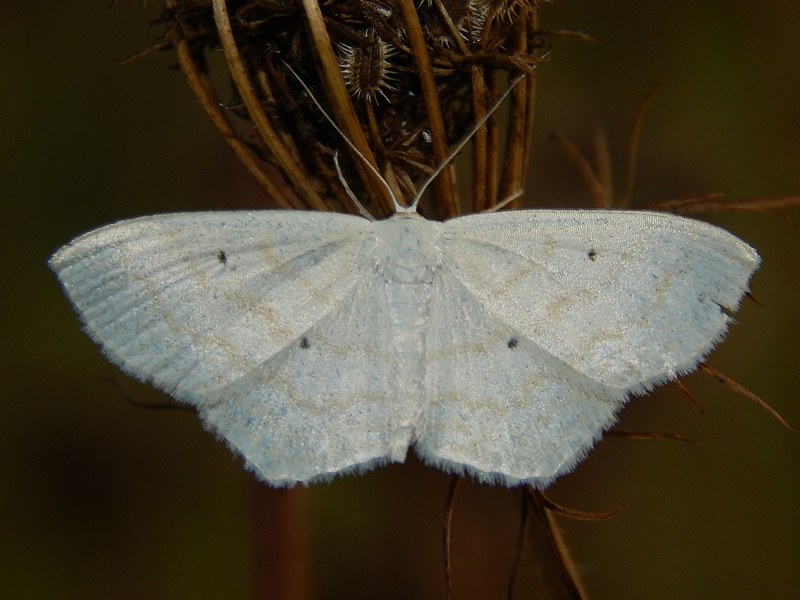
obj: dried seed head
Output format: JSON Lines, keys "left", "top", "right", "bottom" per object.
{"left": 338, "top": 31, "right": 399, "bottom": 102}
{"left": 156, "top": 0, "right": 543, "bottom": 217}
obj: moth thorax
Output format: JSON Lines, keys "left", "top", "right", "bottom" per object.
{"left": 374, "top": 216, "right": 441, "bottom": 284}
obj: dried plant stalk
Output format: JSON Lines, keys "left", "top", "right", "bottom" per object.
{"left": 150, "top": 1, "right": 587, "bottom": 598}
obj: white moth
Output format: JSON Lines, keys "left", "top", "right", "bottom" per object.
{"left": 49, "top": 207, "right": 759, "bottom": 488}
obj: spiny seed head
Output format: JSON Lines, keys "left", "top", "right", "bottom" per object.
{"left": 338, "top": 31, "right": 399, "bottom": 102}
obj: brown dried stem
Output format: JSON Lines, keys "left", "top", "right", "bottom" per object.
{"left": 442, "top": 475, "right": 460, "bottom": 599}
{"left": 499, "top": 8, "right": 534, "bottom": 209}
{"left": 527, "top": 488, "right": 588, "bottom": 599}
{"left": 700, "top": 363, "right": 798, "bottom": 430}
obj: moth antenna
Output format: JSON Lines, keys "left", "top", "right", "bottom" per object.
{"left": 410, "top": 74, "right": 527, "bottom": 212}
{"left": 284, "top": 62, "right": 404, "bottom": 214}
{"left": 333, "top": 151, "right": 376, "bottom": 220}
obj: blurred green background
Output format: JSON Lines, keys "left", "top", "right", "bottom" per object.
{"left": 2, "top": 1, "right": 798, "bottom": 598}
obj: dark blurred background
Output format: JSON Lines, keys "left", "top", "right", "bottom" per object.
{"left": 2, "top": 2, "right": 798, "bottom": 598}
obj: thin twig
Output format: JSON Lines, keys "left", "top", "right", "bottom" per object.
{"left": 442, "top": 476, "right": 460, "bottom": 599}
{"left": 606, "top": 429, "right": 701, "bottom": 444}
{"left": 507, "top": 489, "right": 531, "bottom": 600}
{"left": 499, "top": 10, "right": 532, "bottom": 208}
{"left": 537, "top": 490, "right": 632, "bottom": 522}
{"left": 519, "top": 9, "right": 540, "bottom": 208}
{"left": 700, "top": 363, "right": 798, "bottom": 430}
{"left": 527, "top": 489, "right": 588, "bottom": 599}
{"left": 620, "top": 84, "right": 658, "bottom": 207}
{"left": 673, "top": 378, "right": 708, "bottom": 415}
{"left": 551, "top": 131, "right": 606, "bottom": 207}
